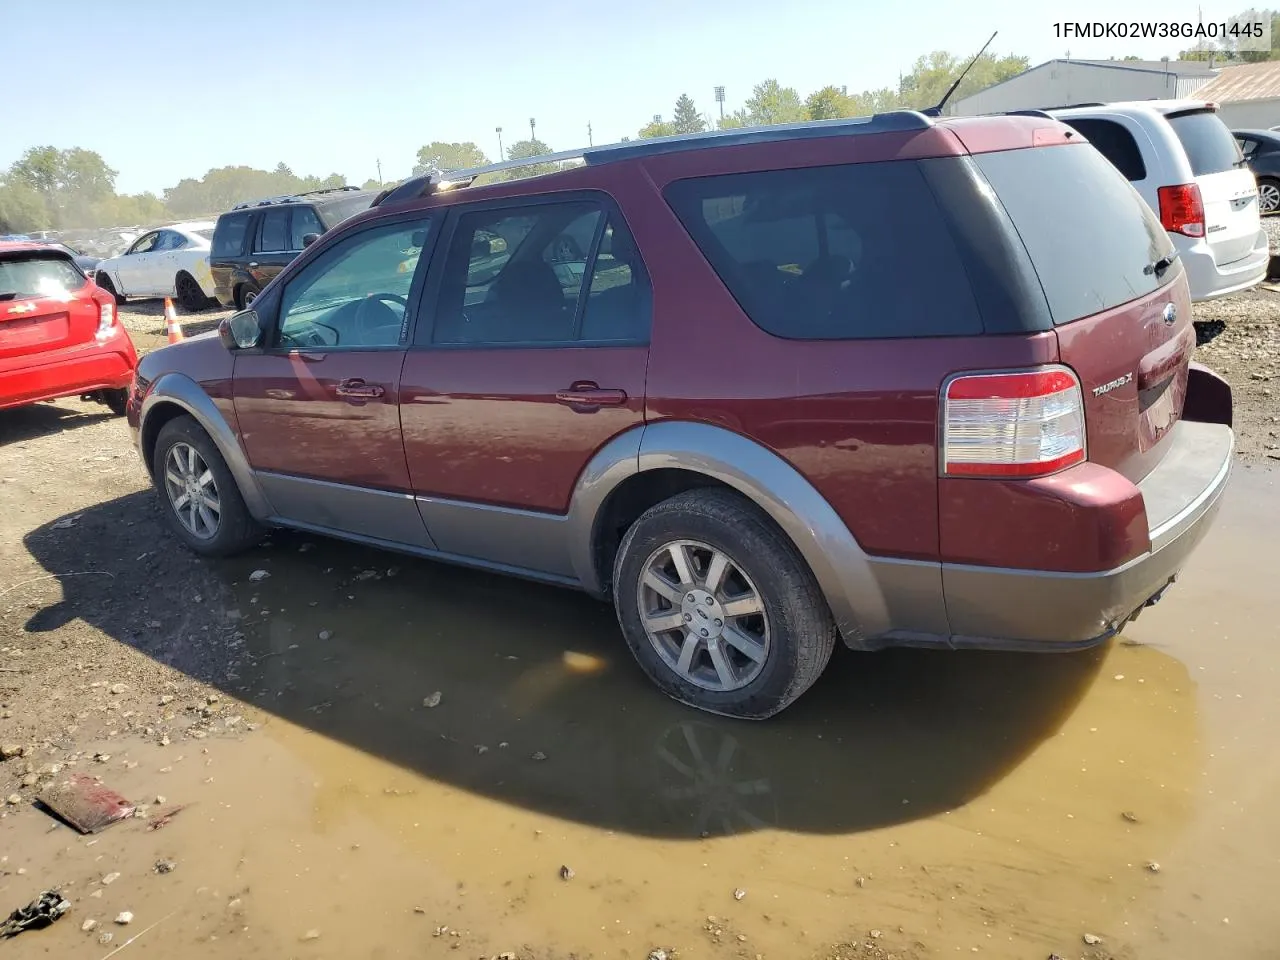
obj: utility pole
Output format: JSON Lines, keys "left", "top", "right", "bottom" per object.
{"left": 376, "top": 158, "right": 382, "bottom": 186}
{"left": 587, "top": 121, "right": 593, "bottom": 146}
{"left": 529, "top": 117, "right": 536, "bottom": 142}
{"left": 496, "top": 126, "right": 504, "bottom": 160}
{"left": 714, "top": 85, "right": 725, "bottom": 122}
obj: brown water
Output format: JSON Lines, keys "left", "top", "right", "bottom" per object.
{"left": 5, "top": 466, "right": 1279, "bottom": 959}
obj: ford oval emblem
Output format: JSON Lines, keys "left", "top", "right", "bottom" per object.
{"left": 1162, "top": 303, "right": 1177, "bottom": 325}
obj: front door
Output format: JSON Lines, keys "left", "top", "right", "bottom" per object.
{"left": 115, "top": 230, "right": 160, "bottom": 296}
{"left": 233, "top": 215, "right": 438, "bottom": 545}
{"left": 400, "top": 197, "right": 651, "bottom": 578}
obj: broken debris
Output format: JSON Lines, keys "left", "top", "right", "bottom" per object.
{"left": 248, "top": 569, "right": 270, "bottom": 582}
{"left": 422, "top": 691, "right": 442, "bottom": 708}
{"left": 114, "top": 911, "right": 133, "bottom": 925}
{"left": 0, "top": 890, "right": 71, "bottom": 939}
{"left": 37, "top": 775, "right": 135, "bottom": 834}
{"left": 559, "top": 865, "right": 575, "bottom": 881}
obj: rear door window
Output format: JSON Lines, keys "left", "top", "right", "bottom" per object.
{"left": 665, "top": 162, "right": 982, "bottom": 339}
{"left": 1061, "top": 118, "right": 1148, "bottom": 181}
{"left": 213, "top": 214, "right": 251, "bottom": 258}
{"left": 255, "top": 210, "right": 290, "bottom": 253}
{"left": 974, "top": 144, "right": 1174, "bottom": 325}
{"left": 1166, "top": 110, "right": 1244, "bottom": 176}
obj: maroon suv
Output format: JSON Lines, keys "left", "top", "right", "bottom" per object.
{"left": 127, "top": 111, "right": 1234, "bottom": 718}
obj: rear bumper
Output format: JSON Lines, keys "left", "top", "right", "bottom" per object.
{"left": 1181, "top": 229, "right": 1268, "bottom": 301}
{"left": 939, "top": 419, "right": 1233, "bottom": 648}
{"left": 0, "top": 332, "right": 137, "bottom": 411}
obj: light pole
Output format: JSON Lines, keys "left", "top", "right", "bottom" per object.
{"left": 587, "top": 121, "right": 593, "bottom": 146}
{"left": 376, "top": 158, "right": 382, "bottom": 186}
{"left": 714, "top": 85, "right": 725, "bottom": 123}
{"left": 529, "top": 117, "right": 536, "bottom": 142}
{"left": 496, "top": 126, "right": 504, "bottom": 160}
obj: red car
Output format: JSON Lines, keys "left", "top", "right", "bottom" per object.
{"left": 128, "top": 111, "right": 1234, "bottom": 718}
{"left": 1, "top": 242, "right": 137, "bottom": 414}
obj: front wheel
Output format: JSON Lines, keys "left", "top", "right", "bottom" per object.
{"left": 1259, "top": 177, "right": 1280, "bottom": 216}
{"left": 152, "top": 415, "right": 262, "bottom": 557}
{"left": 96, "top": 273, "right": 125, "bottom": 304}
{"left": 176, "top": 272, "right": 210, "bottom": 311}
{"left": 612, "top": 489, "right": 838, "bottom": 719}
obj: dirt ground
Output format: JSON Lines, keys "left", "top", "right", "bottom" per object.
{"left": 1, "top": 292, "right": 1279, "bottom": 959}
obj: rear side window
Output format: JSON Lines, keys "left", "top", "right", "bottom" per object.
{"left": 665, "top": 162, "right": 982, "bottom": 339}
{"left": 975, "top": 144, "right": 1173, "bottom": 325}
{"left": 0, "top": 255, "right": 85, "bottom": 299}
{"left": 212, "top": 214, "right": 251, "bottom": 258}
{"left": 1063, "top": 118, "right": 1147, "bottom": 181}
{"left": 1167, "top": 110, "right": 1243, "bottom": 176}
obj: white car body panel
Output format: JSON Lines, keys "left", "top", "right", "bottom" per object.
{"left": 1051, "top": 100, "right": 1268, "bottom": 302}
{"left": 96, "top": 221, "right": 217, "bottom": 300}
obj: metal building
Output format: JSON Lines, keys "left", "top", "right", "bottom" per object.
{"left": 1194, "top": 61, "right": 1280, "bottom": 129}
{"left": 951, "top": 59, "right": 1218, "bottom": 115}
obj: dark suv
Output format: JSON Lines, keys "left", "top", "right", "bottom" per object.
{"left": 128, "top": 113, "right": 1234, "bottom": 719}
{"left": 209, "top": 187, "right": 376, "bottom": 308}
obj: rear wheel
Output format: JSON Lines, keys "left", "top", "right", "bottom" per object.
{"left": 176, "top": 272, "right": 209, "bottom": 311}
{"left": 152, "top": 415, "right": 262, "bottom": 557}
{"left": 1259, "top": 177, "right": 1280, "bottom": 216}
{"left": 96, "top": 273, "right": 124, "bottom": 304}
{"left": 100, "top": 389, "right": 127, "bottom": 416}
{"left": 612, "top": 489, "right": 838, "bottom": 719}
{"left": 237, "top": 283, "right": 261, "bottom": 309}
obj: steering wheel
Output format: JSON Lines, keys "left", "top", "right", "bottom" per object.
{"left": 354, "top": 292, "right": 409, "bottom": 343}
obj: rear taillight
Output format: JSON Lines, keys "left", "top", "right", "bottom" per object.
{"left": 93, "top": 294, "right": 116, "bottom": 340}
{"left": 1157, "top": 183, "right": 1205, "bottom": 238}
{"left": 942, "top": 366, "right": 1086, "bottom": 478}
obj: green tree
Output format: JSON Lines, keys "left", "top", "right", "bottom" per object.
{"left": 9, "top": 146, "right": 119, "bottom": 227}
{"left": 494, "top": 138, "right": 560, "bottom": 181}
{"left": 672, "top": 94, "right": 707, "bottom": 134}
{"left": 638, "top": 117, "right": 678, "bottom": 138}
{"left": 806, "top": 85, "right": 858, "bottom": 120}
{"left": 894, "top": 50, "right": 1029, "bottom": 112}
{"left": 0, "top": 176, "right": 52, "bottom": 233}
{"left": 730, "top": 79, "right": 807, "bottom": 127}
{"left": 412, "top": 141, "right": 490, "bottom": 177}
{"left": 361, "top": 178, "right": 381, "bottom": 190}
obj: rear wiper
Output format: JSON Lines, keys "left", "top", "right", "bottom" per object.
{"left": 1145, "top": 252, "right": 1179, "bottom": 277}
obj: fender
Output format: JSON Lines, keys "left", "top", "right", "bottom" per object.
{"left": 564, "top": 421, "right": 893, "bottom": 643}
{"left": 139, "top": 373, "right": 275, "bottom": 519}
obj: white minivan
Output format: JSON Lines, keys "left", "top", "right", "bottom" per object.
{"left": 1051, "top": 100, "right": 1268, "bottom": 301}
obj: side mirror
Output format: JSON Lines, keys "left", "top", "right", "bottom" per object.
{"left": 218, "top": 309, "right": 262, "bottom": 350}
{"left": 302, "top": 233, "right": 320, "bottom": 248}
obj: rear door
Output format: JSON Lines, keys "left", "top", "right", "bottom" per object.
{"left": 974, "top": 143, "right": 1195, "bottom": 483}
{"left": 0, "top": 252, "right": 99, "bottom": 367}
{"left": 247, "top": 208, "right": 296, "bottom": 290}
{"left": 1166, "top": 108, "right": 1260, "bottom": 266}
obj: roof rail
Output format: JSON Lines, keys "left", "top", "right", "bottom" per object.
{"left": 374, "top": 111, "right": 934, "bottom": 208}
{"left": 1037, "top": 102, "right": 1106, "bottom": 111}
{"left": 1004, "top": 109, "right": 1054, "bottom": 119}
{"left": 231, "top": 185, "right": 364, "bottom": 211}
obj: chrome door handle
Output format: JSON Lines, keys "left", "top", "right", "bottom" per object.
{"left": 555, "top": 381, "right": 628, "bottom": 410}
{"left": 249, "top": 261, "right": 259, "bottom": 268}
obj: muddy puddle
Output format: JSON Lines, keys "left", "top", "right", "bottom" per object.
{"left": 5, "top": 465, "right": 1279, "bottom": 959}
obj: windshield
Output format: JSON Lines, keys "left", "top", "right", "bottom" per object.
{"left": 0, "top": 254, "right": 85, "bottom": 299}
{"left": 1167, "top": 110, "right": 1244, "bottom": 176}
{"left": 318, "top": 194, "right": 375, "bottom": 228}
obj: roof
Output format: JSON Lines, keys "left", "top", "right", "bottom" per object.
{"left": 0, "top": 240, "right": 75, "bottom": 258}
{"left": 1195, "top": 61, "right": 1280, "bottom": 103}
{"left": 1071, "top": 59, "right": 1218, "bottom": 76}
{"left": 231, "top": 186, "right": 376, "bottom": 211}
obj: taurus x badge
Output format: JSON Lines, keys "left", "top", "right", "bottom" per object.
{"left": 1162, "top": 303, "right": 1177, "bottom": 325}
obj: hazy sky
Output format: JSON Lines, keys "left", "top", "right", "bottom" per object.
{"left": 2, "top": 0, "right": 1243, "bottom": 194}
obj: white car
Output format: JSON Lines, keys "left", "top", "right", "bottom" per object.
{"left": 94, "top": 221, "right": 218, "bottom": 310}
{"left": 1050, "top": 100, "right": 1268, "bottom": 301}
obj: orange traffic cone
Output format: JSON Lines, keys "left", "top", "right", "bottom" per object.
{"left": 163, "top": 297, "right": 184, "bottom": 344}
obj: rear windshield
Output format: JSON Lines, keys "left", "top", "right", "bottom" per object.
{"left": 974, "top": 144, "right": 1175, "bottom": 325}
{"left": 319, "top": 194, "right": 375, "bottom": 228}
{"left": 1167, "top": 110, "right": 1243, "bottom": 176}
{"left": 664, "top": 162, "right": 983, "bottom": 340}
{"left": 0, "top": 255, "right": 85, "bottom": 300}
{"left": 1061, "top": 118, "right": 1148, "bottom": 181}
{"left": 212, "top": 213, "right": 251, "bottom": 258}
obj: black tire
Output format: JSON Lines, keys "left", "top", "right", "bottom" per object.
{"left": 100, "top": 389, "right": 128, "bottom": 416}
{"left": 176, "top": 272, "right": 209, "bottom": 311}
{"left": 96, "top": 273, "right": 125, "bottom": 304}
{"left": 152, "top": 415, "right": 263, "bottom": 557}
{"left": 237, "top": 283, "right": 261, "bottom": 309}
{"left": 612, "top": 488, "right": 838, "bottom": 719}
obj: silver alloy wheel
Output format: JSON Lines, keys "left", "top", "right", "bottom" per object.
{"left": 243, "top": 289, "right": 258, "bottom": 306}
{"left": 637, "top": 539, "right": 770, "bottom": 692}
{"left": 163, "top": 442, "right": 221, "bottom": 540}
{"left": 1261, "top": 182, "right": 1280, "bottom": 215}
